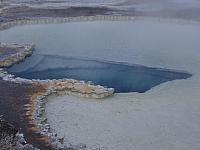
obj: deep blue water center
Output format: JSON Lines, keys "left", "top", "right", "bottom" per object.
{"left": 7, "top": 55, "right": 191, "bottom": 93}
{"left": 0, "top": 20, "right": 194, "bottom": 93}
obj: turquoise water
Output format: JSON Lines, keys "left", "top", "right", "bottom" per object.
{"left": 0, "top": 20, "right": 196, "bottom": 92}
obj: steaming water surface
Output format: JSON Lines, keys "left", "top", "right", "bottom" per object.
{"left": 1, "top": 19, "right": 200, "bottom": 150}
{"left": 0, "top": 20, "right": 199, "bottom": 92}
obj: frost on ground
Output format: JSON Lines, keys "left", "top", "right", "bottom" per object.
{"left": 0, "top": 117, "right": 37, "bottom": 150}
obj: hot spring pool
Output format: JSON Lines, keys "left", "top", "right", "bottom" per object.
{"left": 1, "top": 18, "right": 200, "bottom": 150}
{"left": 0, "top": 19, "right": 197, "bottom": 93}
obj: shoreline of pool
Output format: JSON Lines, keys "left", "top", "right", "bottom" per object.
{"left": 0, "top": 41, "right": 114, "bottom": 149}
{"left": 1, "top": 15, "right": 200, "bottom": 32}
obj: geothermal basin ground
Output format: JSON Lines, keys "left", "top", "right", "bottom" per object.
{"left": 0, "top": 18, "right": 200, "bottom": 150}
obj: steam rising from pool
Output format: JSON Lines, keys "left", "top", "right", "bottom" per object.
{"left": 0, "top": 20, "right": 196, "bottom": 93}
